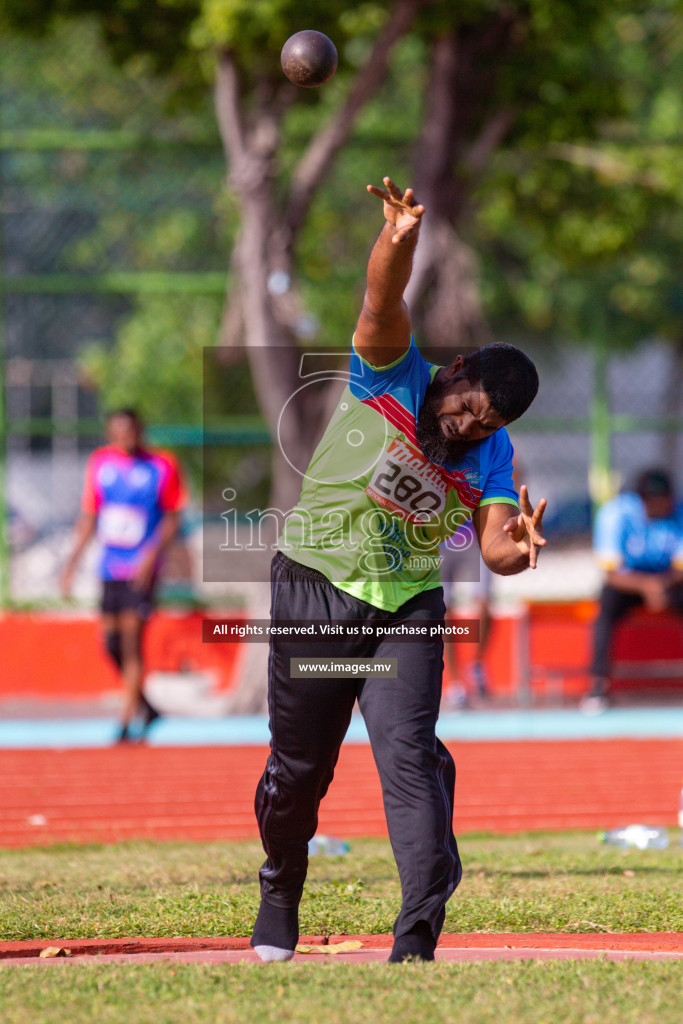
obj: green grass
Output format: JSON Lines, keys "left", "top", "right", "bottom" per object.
{"left": 1, "top": 831, "right": 682, "bottom": 942}
{"left": 1, "top": 961, "right": 683, "bottom": 1024}
{"left": 1, "top": 833, "right": 682, "bottom": 1024}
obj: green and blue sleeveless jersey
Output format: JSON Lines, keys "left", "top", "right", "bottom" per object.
{"left": 280, "top": 339, "right": 518, "bottom": 611}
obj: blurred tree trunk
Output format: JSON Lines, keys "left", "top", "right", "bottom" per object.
{"left": 405, "top": 13, "right": 520, "bottom": 349}
{"left": 215, "top": 0, "right": 423, "bottom": 712}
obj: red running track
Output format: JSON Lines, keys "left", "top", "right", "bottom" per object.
{"left": 1, "top": 738, "right": 682, "bottom": 848}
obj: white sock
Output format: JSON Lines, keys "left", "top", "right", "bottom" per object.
{"left": 253, "top": 944, "right": 296, "bottom": 963}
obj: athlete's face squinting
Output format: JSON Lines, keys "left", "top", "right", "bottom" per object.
{"left": 416, "top": 359, "right": 506, "bottom": 467}
{"left": 107, "top": 415, "right": 142, "bottom": 454}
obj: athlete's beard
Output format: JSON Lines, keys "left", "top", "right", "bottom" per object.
{"left": 415, "top": 378, "right": 480, "bottom": 466}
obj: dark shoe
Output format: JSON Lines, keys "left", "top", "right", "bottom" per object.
{"left": 115, "top": 725, "right": 133, "bottom": 745}
{"left": 139, "top": 694, "right": 161, "bottom": 728}
{"left": 251, "top": 900, "right": 299, "bottom": 963}
{"left": 388, "top": 921, "right": 436, "bottom": 963}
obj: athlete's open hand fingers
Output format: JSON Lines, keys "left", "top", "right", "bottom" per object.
{"left": 502, "top": 491, "right": 547, "bottom": 568}
{"left": 531, "top": 497, "right": 547, "bottom": 529}
{"left": 524, "top": 507, "right": 547, "bottom": 569}
{"left": 502, "top": 512, "right": 525, "bottom": 539}
{"left": 518, "top": 486, "right": 548, "bottom": 534}
{"left": 526, "top": 519, "right": 546, "bottom": 545}
{"left": 367, "top": 183, "right": 392, "bottom": 202}
{"left": 387, "top": 181, "right": 424, "bottom": 217}
{"left": 367, "top": 180, "right": 422, "bottom": 210}
{"left": 368, "top": 178, "right": 424, "bottom": 242}
{"left": 383, "top": 177, "right": 404, "bottom": 201}
{"left": 367, "top": 178, "right": 405, "bottom": 204}
{"left": 518, "top": 484, "right": 536, "bottom": 516}
{"left": 403, "top": 187, "right": 421, "bottom": 208}
{"left": 526, "top": 524, "right": 546, "bottom": 569}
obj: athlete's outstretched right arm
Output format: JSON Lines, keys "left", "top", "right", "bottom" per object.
{"left": 354, "top": 177, "right": 424, "bottom": 369}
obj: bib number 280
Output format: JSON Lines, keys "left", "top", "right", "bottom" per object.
{"left": 366, "top": 439, "right": 448, "bottom": 520}
{"left": 374, "top": 460, "right": 440, "bottom": 511}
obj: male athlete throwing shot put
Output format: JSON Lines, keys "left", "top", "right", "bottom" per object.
{"left": 251, "top": 178, "right": 546, "bottom": 963}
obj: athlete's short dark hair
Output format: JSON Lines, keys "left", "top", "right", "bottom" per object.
{"left": 460, "top": 343, "right": 539, "bottom": 423}
{"left": 106, "top": 407, "right": 143, "bottom": 429}
{"left": 634, "top": 468, "right": 673, "bottom": 499}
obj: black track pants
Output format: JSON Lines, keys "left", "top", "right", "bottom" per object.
{"left": 254, "top": 552, "right": 462, "bottom": 941}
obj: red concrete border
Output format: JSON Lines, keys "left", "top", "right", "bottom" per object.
{"left": 2, "top": 933, "right": 683, "bottom": 965}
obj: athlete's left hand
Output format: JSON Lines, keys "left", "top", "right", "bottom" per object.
{"left": 366, "top": 177, "right": 425, "bottom": 244}
{"left": 502, "top": 485, "right": 547, "bottom": 569}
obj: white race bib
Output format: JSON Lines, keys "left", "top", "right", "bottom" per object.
{"left": 98, "top": 504, "right": 147, "bottom": 548}
{"left": 365, "top": 437, "right": 448, "bottom": 522}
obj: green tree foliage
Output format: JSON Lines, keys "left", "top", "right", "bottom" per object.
{"left": 80, "top": 296, "right": 218, "bottom": 423}
{"left": 471, "top": 5, "right": 683, "bottom": 347}
{"left": 3, "top": 0, "right": 683, "bottom": 421}
{"left": 0, "top": 0, "right": 389, "bottom": 93}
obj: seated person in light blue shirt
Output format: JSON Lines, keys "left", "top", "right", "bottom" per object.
{"left": 584, "top": 468, "right": 683, "bottom": 710}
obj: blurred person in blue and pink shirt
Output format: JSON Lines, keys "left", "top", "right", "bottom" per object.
{"left": 61, "top": 409, "right": 186, "bottom": 743}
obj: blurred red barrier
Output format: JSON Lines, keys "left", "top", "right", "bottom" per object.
{"left": 0, "top": 611, "right": 242, "bottom": 698}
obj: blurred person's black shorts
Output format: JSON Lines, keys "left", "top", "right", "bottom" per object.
{"left": 100, "top": 580, "right": 156, "bottom": 620}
